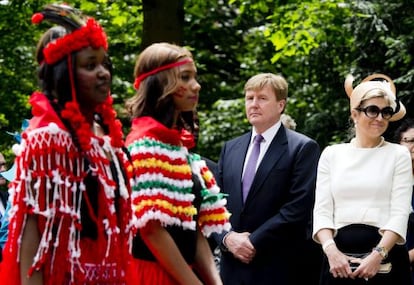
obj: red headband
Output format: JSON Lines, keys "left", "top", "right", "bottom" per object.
{"left": 133, "top": 58, "right": 193, "bottom": 90}
{"left": 32, "top": 15, "right": 108, "bottom": 65}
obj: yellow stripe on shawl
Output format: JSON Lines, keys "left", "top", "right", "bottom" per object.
{"left": 202, "top": 170, "right": 214, "bottom": 182}
{"left": 134, "top": 199, "right": 197, "bottom": 216}
{"left": 198, "top": 212, "right": 231, "bottom": 224}
{"left": 133, "top": 157, "right": 191, "bottom": 175}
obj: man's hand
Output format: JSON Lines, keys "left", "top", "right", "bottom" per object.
{"left": 224, "top": 231, "right": 256, "bottom": 264}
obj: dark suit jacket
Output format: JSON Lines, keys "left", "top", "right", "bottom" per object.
{"left": 216, "top": 125, "right": 320, "bottom": 285}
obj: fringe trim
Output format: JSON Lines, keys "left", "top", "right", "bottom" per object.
{"left": 128, "top": 137, "right": 230, "bottom": 236}
{"left": 5, "top": 123, "right": 131, "bottom": 284}
{"left": 189, "top": 154, "right": 231, "bottom": 236}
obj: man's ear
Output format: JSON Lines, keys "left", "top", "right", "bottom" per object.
{"left": 278, "top": 99, "right": 287, "bottom": 113}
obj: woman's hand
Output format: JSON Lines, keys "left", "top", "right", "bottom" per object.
{"left": 325, "top": 245, "right": 353, "bottom": 279}
{"left": 351, "top": 251, "right": 382, "bottom": 281}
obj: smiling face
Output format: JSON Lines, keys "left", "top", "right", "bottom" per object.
{"left": 245, "top": 84, "right": 286, "bottom": 134}
{"left": 352, "top": 96, "right": 390, "bottom": 141}
{"left": 172, "top": 59, "right": 201, "bottom": 112}
{"left": 76, "top": 46, "right": 111, "bottom": 108}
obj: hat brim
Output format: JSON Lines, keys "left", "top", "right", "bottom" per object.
{"left": 390, "top": 103, "right": 406, "bottom": 122}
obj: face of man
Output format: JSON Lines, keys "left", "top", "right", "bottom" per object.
{"left": 245, "top": 84, "right": 286, "bottom": 134}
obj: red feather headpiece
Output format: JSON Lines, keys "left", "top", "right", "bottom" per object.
{"left": 31, "top": 3, "right": 108, "bottom": 65}
{"left": 30, "top": 3, "right": 124, "bottom": 152}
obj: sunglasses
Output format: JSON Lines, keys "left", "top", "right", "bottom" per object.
{"left": 355, "top": 105, "right": 394, "bottom": 120}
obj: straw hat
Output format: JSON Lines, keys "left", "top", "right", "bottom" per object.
{"left": 344, "top": 73, "right": 406, "bottom": 122}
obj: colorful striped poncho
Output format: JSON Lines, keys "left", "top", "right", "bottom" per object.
{"left": 126, "top": 116, "right": 231, "bottom": 237}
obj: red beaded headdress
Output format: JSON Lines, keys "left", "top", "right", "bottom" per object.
{"left": 31, "top": 3, "right": 124, "bottom": 150}
{"left": 32, "top": 3, "right": 108, "bottom": 65}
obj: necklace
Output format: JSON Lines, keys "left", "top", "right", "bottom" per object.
{"left": 352, "top": 136, "right": 385, "bottom": 148}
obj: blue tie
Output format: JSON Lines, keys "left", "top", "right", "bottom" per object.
{"left": 242, "top": 134, "right": 263, "bottom": 202}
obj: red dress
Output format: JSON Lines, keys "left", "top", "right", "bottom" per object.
{"left": 0, "top": 92, "right": 133, "bottom": 285}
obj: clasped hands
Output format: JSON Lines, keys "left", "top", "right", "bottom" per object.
{"left": 325, "top": 245, "right": 383, "bottom": 281}
{"left": 224, "top": 231, "right": 256, "bottom": 264}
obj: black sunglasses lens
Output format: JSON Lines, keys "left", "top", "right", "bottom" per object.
{"left": 363, "top": 105, "right": 393, "bottom": 119}
{"left": 381, "top": 107, "right": 394, "bottom": 118}
{"left": 365, "top": 106, "right": 380, "bottom": 118}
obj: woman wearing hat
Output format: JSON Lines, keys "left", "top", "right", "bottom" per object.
{"left": 313, "top": 74, "right": 412, "bottom": 284}
{"left": 0, "top": 4, "right": 132, "bottom": 285}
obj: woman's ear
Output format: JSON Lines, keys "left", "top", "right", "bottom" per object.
{"left": 350, "top": 109, "right": 359, "bottom": 123}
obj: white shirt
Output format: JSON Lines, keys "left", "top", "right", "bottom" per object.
{"left": 312, "top": 141, "right": 413, "bottom": 244}
{"left": 242, "top": 121, "right": 281, "bottom": 178}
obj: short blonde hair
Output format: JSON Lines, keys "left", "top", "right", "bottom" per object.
{"left": 244, "top": 73, "right": 288, "bottom": 101}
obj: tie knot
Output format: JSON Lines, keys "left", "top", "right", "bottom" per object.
{"left": 254, "top": 134, "right": 264, "bottom": 144}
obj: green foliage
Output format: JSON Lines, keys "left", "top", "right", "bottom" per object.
{"left": 0, "top": 1, "right": 39, "bottom": 152}
{"left": 0, "top": 0, "right": 413, "bottom": 162}
{"left": 198, "top": 99, "right": 249, "bottom": 161}
{"left": 195, "top": 0, "right": 414, "bottom": 159}
{"left": 185, "top": 0, "right": 278, "bottom": 158}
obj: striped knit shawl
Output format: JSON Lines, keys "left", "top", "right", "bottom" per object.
{"left": 126, "top": 116, "right": 231, "bottom": 237}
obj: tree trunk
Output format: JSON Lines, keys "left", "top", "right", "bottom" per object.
{"left": 141, "top": 0, "right": 184, "bottom": 50}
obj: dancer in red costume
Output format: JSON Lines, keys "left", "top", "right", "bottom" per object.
{"left": 125, "top": 42, "right": 231, "bottom": 285}
{"left": 0, "top": 4, "right": 132, "bottom": 285}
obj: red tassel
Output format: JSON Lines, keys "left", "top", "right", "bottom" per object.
{"left": 31, "top": 13, "right": 44, "bottom": 24}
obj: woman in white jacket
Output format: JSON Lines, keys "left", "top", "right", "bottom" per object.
{"left": 313, "top": 74, "right": 412, "bottom": 284}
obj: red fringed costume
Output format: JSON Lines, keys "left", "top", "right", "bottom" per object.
{"left": 0, "top": 92, "right": 133, "bottom": 284}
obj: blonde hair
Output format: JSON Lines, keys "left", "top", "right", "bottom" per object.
{"left": 244, "top": 73, "right": 288, "bottom": 101}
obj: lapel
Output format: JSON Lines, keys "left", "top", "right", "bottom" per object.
{"left": 232, "top": 133, "right": 251, "bottom": 205}
{"left": 244, "top": 126, "right": 288, "bottom": 204}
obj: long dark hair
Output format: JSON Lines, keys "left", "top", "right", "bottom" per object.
{"left": 37, "top": 26, "right": 72, "bottom": 107}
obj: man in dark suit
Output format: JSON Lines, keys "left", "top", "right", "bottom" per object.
{"left": 215, "top": 73, "right": 321, "bottom": 285}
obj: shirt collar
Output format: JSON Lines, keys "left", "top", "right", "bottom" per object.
{"left": 251, "top": 120, "right": 282, "bottom": 143}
